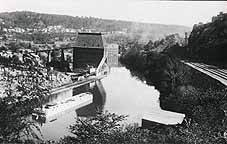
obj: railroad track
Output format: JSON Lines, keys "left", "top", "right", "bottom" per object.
{"left": 190, "top": 63, "right": 227, "bottom": 81}
{"left": 193, "top": 63, "right": 227, "bottom": 75}
{"left": 182, "top": 61, "right": 227, "bottom": 86}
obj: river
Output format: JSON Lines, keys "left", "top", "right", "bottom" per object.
{"left": 40, "top": 66, "right": 161, "bottom": 140}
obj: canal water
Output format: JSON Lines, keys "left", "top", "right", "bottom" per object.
{"left": 40, "top": 66, "right": 161, "bottom": 140}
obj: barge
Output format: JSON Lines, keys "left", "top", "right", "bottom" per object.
{"left": 32, "top": 92, "right": 93, "bottom": 123}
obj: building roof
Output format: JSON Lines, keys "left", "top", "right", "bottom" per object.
{"left": 76, "top": 32, "right": 104, "bottom": 49}
{"left": 78, "top": 32, "right": 102, "bottom": 35}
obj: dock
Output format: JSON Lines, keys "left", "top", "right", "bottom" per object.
{"left": 50, "top": 74, "right": 107, "bottom": 95}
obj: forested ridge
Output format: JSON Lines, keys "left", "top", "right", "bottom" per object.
{"left": 0, "top": 11, "right": 190, "bottom": 41}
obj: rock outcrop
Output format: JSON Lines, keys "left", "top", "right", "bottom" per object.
{"left": 188, "top": 12, "right": 227, "bottom": 64}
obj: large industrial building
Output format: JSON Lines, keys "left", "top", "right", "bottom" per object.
{"left": 72, "top": 32, "right": 119, "bottom": 72}
{"left": 73, "top": 33, "right": 104, "bottom": 70}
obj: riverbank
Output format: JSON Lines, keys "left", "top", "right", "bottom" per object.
{"left": 120, "top": 49, "right": 227, "bottom": 143}
{"left": 0, "top": 61, "right": 72, "bottom": 143}
{"left": 2, "top": 50, "right": 227, "bottom": 143}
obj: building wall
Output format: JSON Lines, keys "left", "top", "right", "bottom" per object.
{"left": 73, "top": 47, "right": 104, "bottom": 69}
{"left": 106, "top": 44, "right": 119, "bottom": 67}
{"left": 73, "top": 33, "right": 104, "bottom": 70}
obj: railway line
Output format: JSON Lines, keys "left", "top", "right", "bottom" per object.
{"left": 182, "top": 61, "right": 227, "bottom": 86}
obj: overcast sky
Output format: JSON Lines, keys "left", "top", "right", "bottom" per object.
{"left": 0, "top": 0, "right": 226, "bottom": 27}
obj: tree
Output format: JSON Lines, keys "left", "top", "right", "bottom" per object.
{"left": 0, "top": 56, "right": 50, "bottom": 143}
{"left": 59, "top": 112, "right": 127, "bottom": 144}
{"left": 59, "top": 111, "right": 198, "bottom": 144}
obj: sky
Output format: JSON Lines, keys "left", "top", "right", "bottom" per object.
{"left": 0, "top": 0, "right": 226, "bottom": 27}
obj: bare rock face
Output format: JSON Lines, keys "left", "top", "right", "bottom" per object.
{"left": 187, "top": 12, "right": 227, "bottom": 63}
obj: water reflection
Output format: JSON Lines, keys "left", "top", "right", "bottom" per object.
{"left": 101, "top": 67, "right": 160, "bottom": 124}
{"left": 40, "top": 80, "right": 107, "bottom": 140}
{"left": 40, "top": 66, "right": 160, "bottom": 140}
{"left": 76, "top": 80, "right": 107, "bottom": 117}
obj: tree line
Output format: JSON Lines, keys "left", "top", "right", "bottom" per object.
{"left": 119, "top": 42, "right": 227, "bottom": 143}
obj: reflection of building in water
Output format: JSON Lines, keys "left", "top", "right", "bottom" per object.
{"left": 76, "top": 80, "right": 106, "bottom": 117}
{"left": 106, "top": 44, "right": 119, "bottom": 67}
